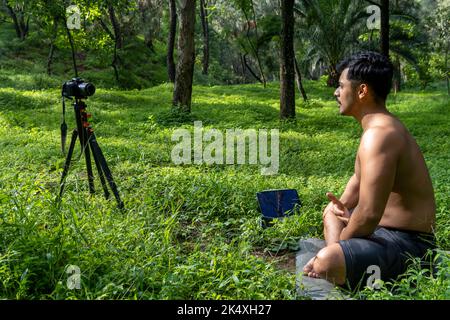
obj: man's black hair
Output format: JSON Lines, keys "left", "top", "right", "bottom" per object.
{"left": 337, "top": 51, "right": 394, "bottom": 101}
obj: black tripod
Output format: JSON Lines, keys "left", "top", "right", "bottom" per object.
{"left": 58, "top": 97, "right": 124, "bottom": 209}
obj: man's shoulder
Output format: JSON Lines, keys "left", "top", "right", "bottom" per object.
{"left": 359, "top": 124, "right": 405, "bottom": 154}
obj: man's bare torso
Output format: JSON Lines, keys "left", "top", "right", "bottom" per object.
{"left": 355, "top": 113, "right": 436, "bottom": 233}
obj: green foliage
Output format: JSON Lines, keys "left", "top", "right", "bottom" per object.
{"left": 0, "top": 73, "right": 449, "bottom": 299}
{"left": 422, "top": 0, "right": 450, "bottom": 85}
{"left": 295, "top": 0, "right": 368, "bottom": 83}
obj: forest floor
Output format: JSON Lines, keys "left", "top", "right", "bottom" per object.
{"left": 0, "top": 71, "right": 449, "bottom": 299}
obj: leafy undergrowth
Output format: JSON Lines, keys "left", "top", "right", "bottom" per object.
{"left": 0, "top": 78, "right": 449, "bottom": 299}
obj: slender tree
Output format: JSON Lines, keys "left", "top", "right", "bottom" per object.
{"left": 104, "top": 3, "right": 123, "bottom": 83}
{"left": 107, "top": 4, "right": 122, "bottom": 49}
{"left": 138, "top": 0, "right": 162, "bottom": 52}
{"left": 294, "top": 57, "right": 308, "bottom": 101}
{"left": 280, "top": 0, "right": 295, "bottom": 119}
{"left": 380, "top": 0, "right": 389, "bottom": 57}
{"left": 199, "top": 0, "right": 209, "bottom": 75}
{"left": 47, "top": 17, "right": 59, "bottom": 75}
{"left": 3, "top": 0, "right": 29, "bottom": 40}
{"left": 392, "top": 54, "right": 401, "bottom": 93}
{"left": 172, "top": 0, "right": 196, "bottom": 112}
{"left": 167, "top": 0, "right": 177, "bottom": 82}
{"left": 28, "top": 0, "right": 64, "bottom": 75}
{"left": 243, "top": 2, "right": 266, "bottom": 87}
{"left": 365, "top": 0, "right": 390, "bottom": 57}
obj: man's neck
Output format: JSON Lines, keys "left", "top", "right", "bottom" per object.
{"left": 354, "top": 101, "right": 390, "bottom": 130}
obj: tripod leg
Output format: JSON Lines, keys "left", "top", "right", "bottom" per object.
{"left": 88, "top": 136, "right": 110, "bottom": 200}
{"left": 74, "top": 100, "right": 95, "bottom": 194}
{"left": 81, "top": 128, "right": 95, "bottom": 194}
{"left": 89, "top": 133, "right": 124, "bottom": 209}
{"left": 58, "top": 129, "right": 78, "bottom": 201}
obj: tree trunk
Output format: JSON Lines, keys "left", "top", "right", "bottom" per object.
{"left": 294, "top": 57, "right": 307, "bottom": 102}
{"left": 47, "top": 18, "right": 58, "bottom": 75}
{"left": 99, "top": 18, "right": 115, "bottom": 40}
{"left": 107, "top": 5, "right": 122, "bottom": 84}
{"left": 63, "top": 17, "right": 79, "bottom": 77}
{"left": 18, "top": 15, "right": 29, "bottom": 40}
{"left": 112, "top": 41, "right": 120, "bottom": 83}
{"left": 445, "top": 41, "right": 449, "bottom": 95}
{"left": 139, "top": 0, "right": 157, "bottom": 52}
{"left": 3, "top": 0, "right": 22, "bottom": 39}
{"left": 199, "top": 0, "right": 209, "bottom": 75}
{"left": 280, "top": 0, "right": 295, "bottom": 119}
{"left": 380, "top": 0, "right": 389, "bottom": 57}
{"left": 172, "top": 0, "right": 196, "bottom": 113}
{"left": 243, "top": 53, "right": 263, "bottom": 84}
{"left": 239, "top": 53, "right": 246, "bottom": 81}
{"left": 108, "top": 5, "right": 122, "bottom": 49}
{"left": 327, "top": 64, "right": 339, "bottom": 87}
{"left": 393, "top": 54, "right": 401, "bottom": 93}
{"left": 241, "top": 2, "right": 266, "bottom": 87}
{"left": 167, "top": 0, "right": 177, "bottom": 83}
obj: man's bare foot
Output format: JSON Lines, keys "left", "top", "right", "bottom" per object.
{"left": 303, "top": 256, "right": 321, "bottom": 278}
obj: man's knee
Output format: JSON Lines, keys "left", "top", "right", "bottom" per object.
{"left": 313, "top": 244, "right": 346, "bottom": 285}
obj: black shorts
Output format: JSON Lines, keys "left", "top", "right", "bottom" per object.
{"left": 339, "top": 226, "right": 436, "bottom": 289}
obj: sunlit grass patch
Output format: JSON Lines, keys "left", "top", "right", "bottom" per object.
{"left": 0, "top": 80, "right": 449, "bottom": 299}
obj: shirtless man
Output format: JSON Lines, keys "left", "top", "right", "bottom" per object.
{"left": 303, "top": 51, "right": 436, "bottom": 289}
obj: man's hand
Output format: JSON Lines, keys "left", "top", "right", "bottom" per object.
{"left": 324, "top": 192, "right": 351, "bottom": 225}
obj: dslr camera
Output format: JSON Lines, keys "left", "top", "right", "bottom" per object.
{"left": 62, "top": 78, "right": 96, "bottom": 99}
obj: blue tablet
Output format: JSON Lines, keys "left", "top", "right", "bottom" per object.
{"left": 256, "top": 189, "right": 302, "bottom": 227}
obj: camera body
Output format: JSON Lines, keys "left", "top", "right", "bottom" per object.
{"left": 62, "top": 78, "right": 96, "bottom": 99}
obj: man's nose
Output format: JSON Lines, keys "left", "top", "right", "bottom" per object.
{"left": 334, "top": 88, "right": 339, "bottom": 97}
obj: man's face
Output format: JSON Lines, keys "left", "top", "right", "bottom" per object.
{"left": 334, "top": 68, "right": 358, "bottom": 116}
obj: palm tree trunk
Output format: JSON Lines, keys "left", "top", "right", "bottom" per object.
{"left": 393, "top": 54, "right": 401, "bottom": 93}
{"left": 327, "top": 64, "right": 338, "bottom": 88}
{"left": 380, "top": 0, "right": 389, "bottom": 57}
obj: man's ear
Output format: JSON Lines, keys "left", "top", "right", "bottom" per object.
{"left": 358, "top": 83, "right": 369, "bottom": 100}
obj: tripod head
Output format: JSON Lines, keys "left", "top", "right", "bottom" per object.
{"left": 62, "top": 78, "right": 96, "bottom": 100}
{"left": 61, "top": 78, "right": 96, "bottom": 153}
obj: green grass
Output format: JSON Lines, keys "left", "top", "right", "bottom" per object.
{"left": 0, "top": 20, "right": 449, "bottom": 299}
{"left": 0, "top": 76, "right": 449, "bottom": 299}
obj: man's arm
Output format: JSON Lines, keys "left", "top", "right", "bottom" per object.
{"left": 340, "top": 128, "right": 400, "bottom": 240}
{"left": 339, "top": 173, "right": 360, "bottom": 210}
{"left": 323, "top": 174, "right": 358, "bottom": 220}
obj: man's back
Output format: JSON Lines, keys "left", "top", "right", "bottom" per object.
{"left": 355, "top": 113, "right": 436, "bottom": 233}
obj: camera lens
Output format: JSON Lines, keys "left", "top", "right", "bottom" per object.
{"left": 79, "top": 82, "right": 96, "bottom": 96}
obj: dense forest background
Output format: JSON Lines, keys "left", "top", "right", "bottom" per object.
{"left": 0, "top": 0, "right": 448, "bottom": 99}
